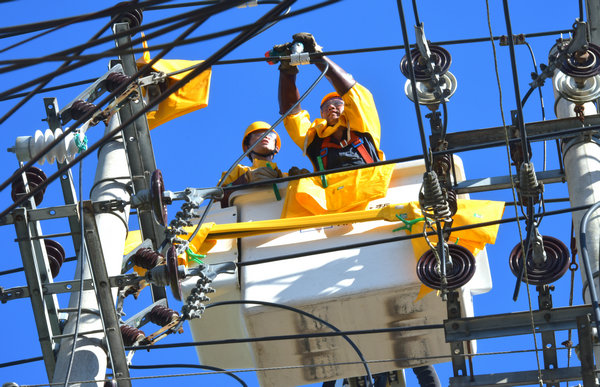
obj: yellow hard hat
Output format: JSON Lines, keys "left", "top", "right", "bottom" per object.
{"left": 320, "top": 92, "right": 342, "bottom": 108}
{"left": 242, "top": 121, "right": 281, "bottom": 152}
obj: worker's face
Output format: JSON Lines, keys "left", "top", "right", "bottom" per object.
{"left": 321, "top": 98, "right": 344, "bottom": 126}
{"left": 246, "top": 130, "right": 277, "bottom": 154}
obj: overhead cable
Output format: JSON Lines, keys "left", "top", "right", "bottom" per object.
{"left": 0, "top": 0, "right": 296, "bottom": 220}
{"left": 129, "top": 364, "right": 247, "bottom": 386}
{"left": 0, "top": 0, "right": 169, "bottom": 39}
{"left": 0, "top": 0, "right": 246, "bottom": 203}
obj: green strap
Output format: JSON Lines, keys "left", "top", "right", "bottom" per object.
{"left": 266, "top": 163, "right": 281, "bottom": 201}
{"left": 316, "top": 156, "right": 328, "bottom": 188}
{"left": 186, "top": 248, "right": 206, "bottom": 265}
{"left": 392, "top": 214, "right": 425, "bottom": 232}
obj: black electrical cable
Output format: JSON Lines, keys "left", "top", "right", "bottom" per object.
{"left": 411, "top": 0, "right": 421, "bottom": 26}
{"left": 0, "top": 0, "right": 335, "bottom": 71}
{"left": 0, "top": 13, "right": 119, "bottom": 126}
{"left": 127, "top": 321, "right": 443, "bottom": 350}
{"left": 0, "top": 20, "right": 67, "bottom": 55}
{"left": 578, "top": 202, "right": 600, "bottom": 335}
{"left": 236, "top": 202, "right": 591, "bottom": 268}
{"left": 396, "top": 0, "right": 431, "bottom": 172}
{"left": 0, "top": 78, "right": 95, "bottom": 102}
{"left": 579, "top": 0, "right": 584, "bottom": 21}
{"left": 0, "top": 0, "right": 243, "bottom": 202}
{"left": 0, "top": 355, "right": 43, "bottom": 368}
{"left": 0, "top": 0, "right": 293, "bottom": 219}
{"left": 145, "top": 0, "right": 281, "bottom": 10}
{"left": 0, "top": 3, "right": 225, "bottom": 79}
{"left": 0, "top": 26, "right": 568, "bottom": 102}
{"left": 129, "top": 364, "right": 248, "bottom": 386}
{"left": 501, "top": 0, "right": 530, "bottom": 164}
{"left": 0, "top": 0, "right": 169, "bottom": 39}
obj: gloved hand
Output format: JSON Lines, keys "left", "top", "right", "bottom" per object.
{"left": 272, "top": 43, "right": 298, "bottom": 74}
{"left": 288, "top": 166, "right": 310, "bottom": 176}
{"left": 292, "top": 32, "right": 322, "bottom": 53}
{"left": 246, "top": 166, "right": 283, "bottom": 182}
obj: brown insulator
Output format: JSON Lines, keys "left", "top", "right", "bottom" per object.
{"left": 400, "top": 45, "right": 452, "bottom": 81}
{"left": 151, "top": 169, "right": 168, "bottom": 226}
{"left": 105, "top": 72, "right": 133, "bottom": 93}
{"left": 131, "top": 248, "right": 161, "bottom": 269}
{"left": 509, "top": 235, "right": 570, "bottom": 285}
{"left": 44, "top": 239, "right": 65, "bottom": 278}
{"left": 114, "top": 3, "right": 143, "bottom": 31}
{"left": 416, "top": 244, "right": 476, "bottom": 290}
{"left": 70, "top": 100, "right": 97, "bottom": 121}
{"left": 120, "top": 325, "right": 145, "bottom": 346}
{"left": 11, "top": 166, "right": 47, "bottom": 206}
{"left": 148, "top": 304, "right": 179, "bottom": 327}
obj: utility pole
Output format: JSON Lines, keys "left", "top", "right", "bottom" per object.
{"left": 557, "top": 6, "right": 600, "bottom": 361}
{"left": 52, "top": 115, "right": 131, "bottom": 386}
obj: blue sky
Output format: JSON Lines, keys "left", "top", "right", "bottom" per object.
{"left": 0, "top": 0, "right": 588, "bottom": 386}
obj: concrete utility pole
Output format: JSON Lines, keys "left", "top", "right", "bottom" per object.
{"left": 557, "top": 5, "right": 600, "bottom": 361}
{"left": 52, "top": 116, "right": 131, "bottom": 385}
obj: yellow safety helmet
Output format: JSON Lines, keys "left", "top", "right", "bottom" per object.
{"left": 242, "top": 121, "right": 281, "bottom": 153}
{"left": 320, "top": 92, "right": 342, "bottom": 109}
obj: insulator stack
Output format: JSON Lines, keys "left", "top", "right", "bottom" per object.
{"left": 519, "top": 162, "right": 542, "bottom": 198}
{"left": 12, "top": 128, "right": 79, "bottom": 165}
{"left": 509, "top": 235, "right": 570, "bottom": 285}
{"left": 70, "top": 100, "right": 97, "bottom": 121}
{"left": 115, "top": 6, "right": 143, "bottom": 31}
{"left": 131, "top": 248, "right": 161, "bottom": 269}
{"left": 182, "top": 275, "right": 213, "bottom": 320}
{"left": 400, "top": 46, "right": 452, "bottom": 81}
{"left": 433, "top": 153, "right": 452, "bottom": 177}
{"left": 120, "top": 325, "right": 145, "bottom": 346}
{"left": 416, "top": 244, "right": 476, "bottom": 290}
{"left": 44, "top": 239, "right": 65, "bottom": 278}
{"left": 419, "top": 171, "right": 452, "bottom": 221}
{"left": 148, "top": 304, "right": 179, "bottom": 326}
{"left": 105, "top": 72, "right": 132, "bottom": 92}
{"left": 11, "top": 166, "right": 47, "bottom": 206}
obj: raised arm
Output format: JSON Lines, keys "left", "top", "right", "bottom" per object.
{"left": 292, "top": 33, "right": 356, "bottom": 96}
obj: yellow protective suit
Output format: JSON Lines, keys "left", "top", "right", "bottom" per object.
{"left": 136, "top": 49, "right": 211, "bottom": 130}
{"left": 283, "top": 83, "right": 384, "bottom": 161}
{"left": 281, "top": 164, "right": 395, "bottom": 218}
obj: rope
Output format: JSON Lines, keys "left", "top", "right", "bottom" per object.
{"left": 489, "top": 2, "right": 543, "bottom": 385}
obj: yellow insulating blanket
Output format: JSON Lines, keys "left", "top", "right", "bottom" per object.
{"left": 124, "top": 200, "right": 504, "bottom": 297}
{"left": 136, "top": 40, "right": 211, "bottom": 130}
{"left": 281, "top": 164, "right": 395, "bottom": 218}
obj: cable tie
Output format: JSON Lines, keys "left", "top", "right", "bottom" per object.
{"left": 74, "top": 132, "right": 88, "bottom": 153}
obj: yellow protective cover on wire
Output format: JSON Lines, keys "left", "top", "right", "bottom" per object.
{"left": 281, "top": 164, "right": 395, "bottom": 218}
{"left": 136, "top": 39, "right": 211, "bottom": 130}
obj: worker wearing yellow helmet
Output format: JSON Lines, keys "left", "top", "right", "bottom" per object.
{"left": 274, "top": 32, "right": 385, "bottom": 172}
{"left": 220, "top": 121, "right": 283, "bottom": 188}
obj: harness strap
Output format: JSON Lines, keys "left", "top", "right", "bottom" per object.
{"left": 319, "top": 131, "right": 373, "bottom": 168}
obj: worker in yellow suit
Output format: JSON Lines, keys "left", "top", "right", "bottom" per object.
{"left": 220, "top": 121, "right": 284, "bottom": 187}
{"left": 276, "top": 33, "right": 385, "bottom": 172}
{"left": 276, "top": 33, "right": 440, "bottom": 387}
